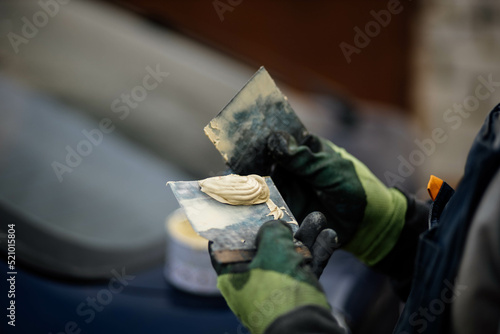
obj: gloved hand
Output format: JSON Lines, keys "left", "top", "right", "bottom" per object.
{"left": 294, "top": 211, "right": 339, "bottom": 278}
{"left": 210, "top": 213, "right": 337, "bottom": 334}
{"left": 267, "top": 132, "right": 407, "bottom": 266}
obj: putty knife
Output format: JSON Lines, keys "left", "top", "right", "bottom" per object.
{"left": 204, "top": 66, "right": 309, "bottom": 175}
{"left": 168, "top": 177, "right": 309, "bottom": 263}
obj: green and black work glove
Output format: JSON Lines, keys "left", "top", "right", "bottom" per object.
{"left": 267, "top": 132, "right": 407, "bottom": 266}
{"left": 210, "top": 213, "right": 338, "bottom": 334}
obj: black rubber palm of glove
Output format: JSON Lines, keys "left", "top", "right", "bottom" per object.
{"left": 268, "top": 132, "right": 367, "bottom": 244}
{"left": 295, "top": 211, "right": 339, "bottom": 278}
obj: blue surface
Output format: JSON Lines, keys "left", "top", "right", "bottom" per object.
{"left": 0, "top": 260, "right": 243, "bottom": 334}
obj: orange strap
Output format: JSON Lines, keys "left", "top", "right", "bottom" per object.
{"left": 427, "top": 175, "right": 444, "bottom": 201}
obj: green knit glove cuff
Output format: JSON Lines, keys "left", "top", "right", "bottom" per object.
{"left": 328, "top": 142, "right": 408, "bottom": 266}
{"left": 217, "top": 269, "right": 330, "bottom": 334}
{"left": 343, "top": 187, "right": 407, "bottom": 266}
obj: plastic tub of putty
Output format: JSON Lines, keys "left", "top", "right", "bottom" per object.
{"left": 164, "top": 209, "right": 219, "bottom": 295}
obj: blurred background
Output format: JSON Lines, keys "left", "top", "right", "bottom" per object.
{"left": 0, "top": 0, "right": 499, "bottom": 333}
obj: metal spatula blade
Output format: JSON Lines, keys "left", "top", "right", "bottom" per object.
{"left": 204, "top": 66, "right": 308, "bottom": 175}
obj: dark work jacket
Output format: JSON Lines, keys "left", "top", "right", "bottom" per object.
{"left": 393, "top": 104, "right": 500, "bottom": 334}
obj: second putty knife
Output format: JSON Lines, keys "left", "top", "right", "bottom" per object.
{"left": 204, "top": 66, "right": 309, "bottom": 175}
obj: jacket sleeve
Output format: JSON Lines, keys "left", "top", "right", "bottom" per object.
{"left": 452, "top": 169, "right": 500, "bottom": 334}
{"left": 264, "top": 305, "right": 348, "bottom": 334}
{"left": 372, "top": 191, "right": 431, "bottom": 300}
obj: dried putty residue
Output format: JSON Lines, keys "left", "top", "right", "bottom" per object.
{"left": 199, "top": 174, "right": 284, "bottom": 219}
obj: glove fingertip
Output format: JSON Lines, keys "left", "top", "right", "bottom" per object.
{"left": 303, "top": 211, "right": 327, "bottom": 229}
{"left": 301, "top": 134, "right": 323, "bottom": 153}
{"left": 295, "top": 211, "right": 327, "bottom": 246}
{"left": 317, "top": 229, "right": 339, "bottom": 248}
{"left": 310, "top": 229, "right": 339, "bottom": 278}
